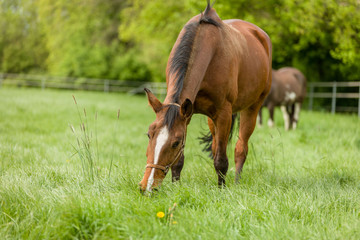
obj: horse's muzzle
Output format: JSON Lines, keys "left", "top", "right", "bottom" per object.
{"left": 139, "top": 181, "right": 146, "bottom": 194}
{"left": 139, "top": 179, "right": 162, "bottom": 195}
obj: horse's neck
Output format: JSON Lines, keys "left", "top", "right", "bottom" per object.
{"left": 177, "top": 42, "right": 217, "bottom": 104}
{"left": 165, "top": 23, "right": 225, "bottom": 105}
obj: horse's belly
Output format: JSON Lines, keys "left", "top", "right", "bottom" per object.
{"left": 233, "top": 68, "right": 270, "bottom": 111}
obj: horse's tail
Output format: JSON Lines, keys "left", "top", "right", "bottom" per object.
{"left": 199, "top": 113, "right": 238, "bottom": 157}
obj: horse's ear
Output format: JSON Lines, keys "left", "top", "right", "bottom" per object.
{"left": 180, "top": 98, "right": 193, "bottom": 118}
{"left": 144, "top": 88, "right": 162, "bottom": 113}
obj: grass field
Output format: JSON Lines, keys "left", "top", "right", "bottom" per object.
{"left": 1, "top": 88, "right": 360, "bottom": 239}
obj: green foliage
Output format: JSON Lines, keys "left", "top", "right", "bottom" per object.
{"left": 1, "top": 88, "right": 360, "bottom": 238}
{"left": 0, "top": 0, "right": 151, "bottom": 81}
{"left": 0, "top": 0, "right": 48, "bottom": 73}
{"left": 120, "top": 0, "right": 360, "bottom": 82}
{"left": 0, "top": 0, "right": 359, "bottom": 82}
{"left": 120, "top": 0, "right": 197, "bottom": 81}
{"left": 36, "top": 0, "right": 151, "bottom": 80}
{"left": 110, "top": 48, "right": 152, "bottom": 81}
{"left": 267, "top": 0, "right": 360, "bottom": 82}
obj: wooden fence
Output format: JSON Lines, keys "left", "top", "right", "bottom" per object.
{"left": 1, "top": 73, "right": 359, "bottom": 117}
{"left": 0, "top": 73, "right": 167, "bottom": 97}
{"left": 307, "top": 81, "right": 360, "bottom": 117}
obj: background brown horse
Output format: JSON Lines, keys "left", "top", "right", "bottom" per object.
{"left": 139, "top": 1, "right": 272, "bottom": 193}
{"left": 258, "top": 67, "right": 307, "bottom": 130}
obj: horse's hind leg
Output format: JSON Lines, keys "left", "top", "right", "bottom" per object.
{"left": 267, "top": 104, "right": 275, "bottom": 127}
{"left": 280, "top": 105, "right": 290, "bottom": 130}
{"left": 171, "top": 154, "right": 184, "bottom": 182}
{"left": 288, "top": 104, "right": 296, "bottom": 130}
{"left": 292, "top": 102, "right": 301, "bottom": 129}
{"left": 258, "top": 106, "right": 263, "bottom": 127}
{"left": 235, "top": 103, "right": 262, "bottom": 183}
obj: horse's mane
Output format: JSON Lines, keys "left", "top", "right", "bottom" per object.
{"left": 164, "top": 1, "right": 220, "bottom": 129}
{"left": 168, "top": 22, "right": 199, "bottom": 105}
{"left": 169, "top": 2, "right": 220, "bottom": 105}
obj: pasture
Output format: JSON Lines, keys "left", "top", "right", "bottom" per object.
{"left": 1, "top": 88, "right": 360, "bottom": 239}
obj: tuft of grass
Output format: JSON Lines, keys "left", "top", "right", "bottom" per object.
{"left": 69, "top": 95, "right": 120, "bottom": 182}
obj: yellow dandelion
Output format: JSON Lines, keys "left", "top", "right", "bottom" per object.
{"left": 66, "top": 159, "right": 70, "bottom": 163}
{"left": 156, "top": 211, "right": 165, "bottom": 218}
{"left": 172, "top": 221, "right": 178, "bottom": 224}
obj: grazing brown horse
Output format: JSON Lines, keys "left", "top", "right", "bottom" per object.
{"left": 139, "top": 0, "right": 272, "bottom": 193}
{"left": 258, "top": 67, "right": 307, "bottom": 130}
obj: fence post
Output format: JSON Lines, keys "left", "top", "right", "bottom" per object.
{"left": 308, "top": 84, "right": 314, "bottom": 111}
{"left": 41, "top": 77, "right": 46, "bottom": 90}
{"left": 104, "top": 80, "right": 109, "bottom": 93}
{"left": 331, "top": 82, "right": 337, "bottom": 114}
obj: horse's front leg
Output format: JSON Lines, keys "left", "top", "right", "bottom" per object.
{"left": 171, "top": 154, "right": 184, "bottom": 182}
{"left": 212, "top": 105, "right": 232, "bottom": 187}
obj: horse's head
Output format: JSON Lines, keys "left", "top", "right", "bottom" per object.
{"left": 139, "top": 88, "right": 193, "bottom": 193}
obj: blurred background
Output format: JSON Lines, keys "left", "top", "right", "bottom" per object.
{"left": 0, "top": 0, "right": 359, "bottom": 112}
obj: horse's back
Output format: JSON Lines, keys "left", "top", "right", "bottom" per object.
{"left": 278, "top": 67, "right": 306, "bottom": 84}
{"left": 223, "top": 19, "right": 272, "bottom": 58}
{"left": 222, "top": 19, "right": 272, "bottom": 111}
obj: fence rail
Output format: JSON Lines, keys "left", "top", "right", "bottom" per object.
{"left": 1, "top": 73, "right": 359, "bottom": 117}
{"left": 0, "top": 72, "right": 167, "bottom": 97}
{"left": 307, "top": 81, "right": 360, "bottom": 117}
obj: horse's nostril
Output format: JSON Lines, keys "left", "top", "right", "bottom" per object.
{"left": 139, "top": 188, "right": 146, "bottom": 195}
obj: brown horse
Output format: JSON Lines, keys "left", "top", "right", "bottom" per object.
{"left": 258, "top": 67, "right": 307, "bottom": 130}
{"left": 139, "top": 1, "right": 272, "bottom": 193}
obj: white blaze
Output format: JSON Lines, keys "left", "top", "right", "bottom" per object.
{"left": 146, "top": 126, "right": 169, "bottom": 192}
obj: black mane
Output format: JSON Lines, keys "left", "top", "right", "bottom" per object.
{"left": 165, "top": 1, "right": 220, "bottom": 129}
{"left": 168, "top": 3, "right": 220, "bottom": 104}
{"left": 164, "top": 105, "right": 180, "bottom": 129}
{"left": 168, "top": 22, "right": 199, "bottom": 104}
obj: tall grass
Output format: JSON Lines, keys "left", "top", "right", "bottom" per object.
{"left": 0, "top": 88, "right": 359, "bottom": 239}
{"left": 69, "top": 95, "right": 120, "bottom": 182}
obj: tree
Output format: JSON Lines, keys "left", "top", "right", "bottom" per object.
{"left": 0, "top": 0, "right": 359, "bottom": 83}
{"left": 37, "top": 0, "right": 151, "bottom": 80}
{"left": 120, "top": 0, "right": 360, "bottom": 83}
{"left": 0, "top": 0, "right": 47, "bottom": 73}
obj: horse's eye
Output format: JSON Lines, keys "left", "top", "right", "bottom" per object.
{"left": 172, "top": 141, "right": 180, "bottom": 149}
{"left": 147, "top": 133, "right": 150, "bottom": 139}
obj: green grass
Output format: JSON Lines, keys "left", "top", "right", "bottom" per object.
{"left": 1, "top": 88, "right": 359, "bottom": 239}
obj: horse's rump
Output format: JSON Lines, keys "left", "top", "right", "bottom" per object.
{"left": 271, "top": 67, "right": 307, "bottom": 104}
